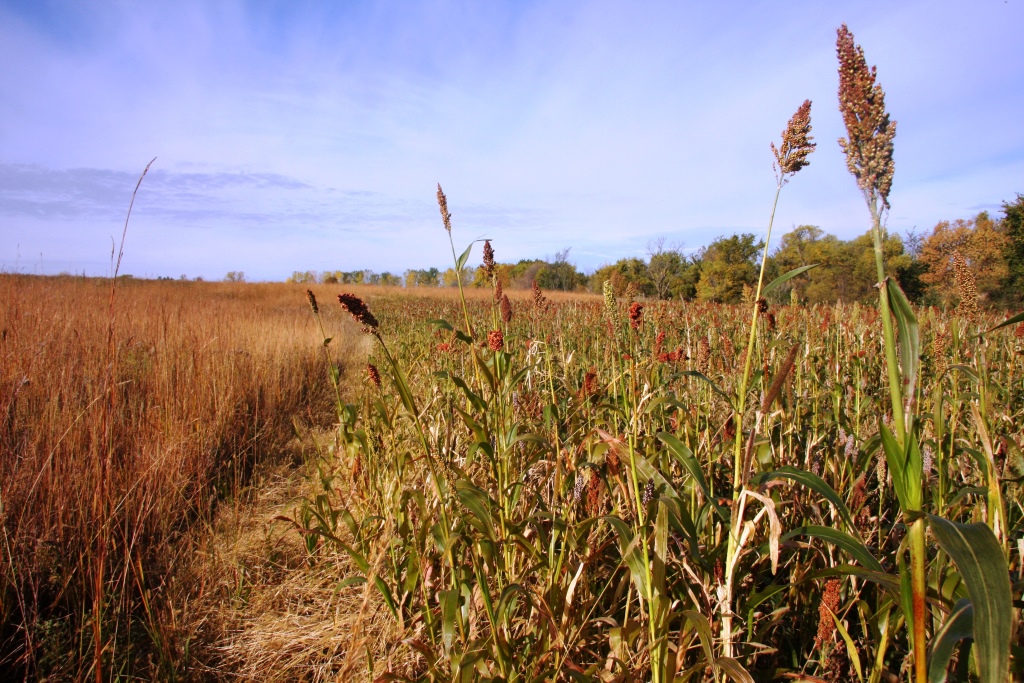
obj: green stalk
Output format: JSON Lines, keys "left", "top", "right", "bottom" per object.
{"left": 868, "top": 200, "right": 906, "bottom": 442}
{"left": 723, "top": 181, "right": 782, "bottom": 657}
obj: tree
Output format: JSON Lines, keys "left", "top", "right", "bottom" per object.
{"left": 1001, "top": 194, "right": 1024, "bottom": 305}
{"left": 224, "top": 271, "right": 246, "bottom": 283}
{"left": 589, "top": 258, "right": 653, "bottom": 297}
{"left": 646, "top": 238, "right": 692, "bottom": 300}
{"left": 918, "top": 212, "right": 1008, "bottom": 306}
{"left": 696, "top": 234, "right": 763, "bottom": 303}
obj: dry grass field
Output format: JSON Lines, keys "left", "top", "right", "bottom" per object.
{"left": 1, "top": 271, "right": 1023, "bottom": 681}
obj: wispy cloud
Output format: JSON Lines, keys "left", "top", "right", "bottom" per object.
{"left": 1, "top": 0, "right": 1022, "bottom": 279}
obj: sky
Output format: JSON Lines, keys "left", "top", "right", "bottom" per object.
{"left": 1, "top": 0, "right": 1022, "bottom": 281}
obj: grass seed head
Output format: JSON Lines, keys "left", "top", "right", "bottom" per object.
{"left": 816, "top": 579, "right": 842, "bottom": 649}
{"left": 436, "top": 183, "right": 452, "bottom": 233}
{"left": 366, "top": 363, "right": 382, "bottom": 389}
{"left": 628, "top": 302, "right": 643, "bottom": 330}
{"left": 337, "top": 293, "right": 379, "bottom": 329}
{"left": 952, "top": 250, "right": 978, "bottom": 323}
{"left": 305, "top": 289, "right": 318, "bottom": 314}
{"left": 771, "top": 99, "right": 816, "bottom": 181}
{"left": 482, "top": 240, "right": 495, "bottom": 278}
{"left": 487, "top": 329, "right": 504, "bottom": 351}
{"left": 836, "top": 24, "right": 896, "bottom": 209}
{"left": 500, "top": 294, "right": 513, "bottom": 323}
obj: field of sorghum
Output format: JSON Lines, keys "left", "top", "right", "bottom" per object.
{"left": 293, "top": 271, "right": 1023, "bottom": 682}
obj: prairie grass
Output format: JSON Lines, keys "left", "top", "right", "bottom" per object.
{"left": 0, "top": 275, "right": 350, "bottom": 678}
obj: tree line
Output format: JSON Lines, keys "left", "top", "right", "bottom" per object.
{"left": 284, "top": 193, "right": 1023, "bottom": 307}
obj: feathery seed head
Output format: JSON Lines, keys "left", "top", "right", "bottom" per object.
{"left": 436, "top": 184, "right": 452, "bottom": 233}
{"left": 836, "top": 24, "right": 896, "bottom": 209}
{"left": 771, "top": 99, "right": 816, "bottom": 181}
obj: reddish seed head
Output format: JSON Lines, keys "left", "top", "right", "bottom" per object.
{"left": 500, "top": 294, "right": 513, "bottom": 323}
{"left": 337, "top": 293, "right": 379, "bottom": 329}
{"left": 482, "top": 240, "right": 495, "bottom": 278}
{"left": 366, "top": 363, "right": 382, "bottom": 389}
{"left": 628, "top": 302, "right": 643, "bottom": 330}
{"left": 487, "top": 329, "right": 504, "bottom": 351}
{"left": 836, "top": 24, "right": 896, "bottom": 209}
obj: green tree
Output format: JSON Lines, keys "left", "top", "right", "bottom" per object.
{"left": 1001, "top": 193, "right": 1024, "bottom": 304}
{"left": 695, "top": 234, "right": 763, "bottom": 303}
{"left": 646, "top": 239, "right": 692, "bottom": 300}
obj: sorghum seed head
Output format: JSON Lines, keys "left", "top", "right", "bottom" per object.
{"left": 696, "top": 337, "right": 711, "bottom": 374}
{"left": 771, "top": 99, "right": 816, "bottom": 180}
{"left": 836, "top": 24, "right": 896, "bottom": 209}
{"left": 494, "top": 279, "right": 503, "bottom": 302}
{"left": 436, "top": 183, "right": 452, "bottom": 233}
{"left": 628, "top": 302, "right": 643, "bottom": 330}
{"left": 482, "top": 240, "right": 495, "bottom": 278}
{"left": 487, "top": 329, "right": 504, "bottom": 352}
{"left": 337, "top": 293, "right": 379, "bottom": 329}
{"left": 952, "top": 250, "right": 978, "bottom": 323}
{"left": 756, "top": 298, "right": 768, "bottom": 315}
{"left": 500, "top": 294, "right": 513, "bottom": 323}
{"left": 366, "top": 363, "right": 382, "bottom": 389}
{"left": 306, "top": 289, "right": 318, "bottom": 314}
{"left": 642, "top": 479, "right": 655, "bottom": 507}
{"left": 816, "top": 580, "right": 842, "bottom": 649}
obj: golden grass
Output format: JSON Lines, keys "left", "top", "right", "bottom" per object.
{"left": 0, "top": 274, "right": 358, "bottom": 678}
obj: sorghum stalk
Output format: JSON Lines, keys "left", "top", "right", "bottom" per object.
{"left": 836, "top": 24, "right": 926, "bottom": 683}
{"left": 724, "top": 99, "right": 815, "bottom": 657}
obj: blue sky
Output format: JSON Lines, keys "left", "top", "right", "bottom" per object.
{"left": 1, "top": 1, "right": 1022, "bottom": 281}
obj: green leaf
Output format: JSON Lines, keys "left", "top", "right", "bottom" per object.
{"left": 886, "top": 277, "right": 920, "bottom": 406}
{"left": 455, "top": 242, "right": 473, "bottom": 272}
{"left": 980, "top": 309, "right": 1024, "bottom": 336}
{"left": 927, "top": 514, "right": 1012, "bottom": 683}
{"left": 785, "top": 526, "right": 883, "bottom": 572}
{"left": 761, "top": 264, "right": 820, "bottom": 297}
{"left": 440, "top": 589, "right": 459, "bottom": 655}
{"left": 658, "top": 432, "right": 727, "bottom": 520}
{"left": 679, "top": 610, "right": 715, "bottom": 669}
{"left": 751, "top": 466, "right": 856, "bottom": 534}
{"left": 678, "top": 371, "right": 733, "bottom": 403}
{"left": 715, "top": 656, "right": 755, "bottom": 683}
{"left": 928, "top": 598, "right": 974, "bottom": 683}
{"left": 374, "top": 575, "right": 399, "bottom": 620}
{"left": 602, "top": 515, "right": 649, "bottom": 596}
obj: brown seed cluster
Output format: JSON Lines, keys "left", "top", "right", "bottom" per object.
{"left": 305, "top": 289, "right": 318, "bottom": 314}
{"left": 581, "top": 367, "right": 600, "bottom": 400}
{"left": 696, "top": 337, "right": 711, "bottom": 374}
{"left": 815, "top": 579, "right": 842, "bottom": 649}
{"left": 932, "top": 330, "right": 950, "bottom": 377}
{"left": 500, "top": 295, "right": 513, "bottom": 323}
{"left": 952, "top": 250, "right": 978, "bottom": 323}
{"left": 836, "top": 24, "right": 896, "bottom": 209}
{"left": 436, "top": 184, "right": 452, "bottom": 233}
{"left": 366, "top": 363, "right": 382, "bottom": 389}
{"left": 482, "top": 240, "right": 495, "bottom": 279}
{"left": 532, "top": 280, "right": 548, "bottom": 309}
{"left": 487, "top": 329, "right": 504, "bottom": 352}
{"left": 628, "top": 302, "right": 643, "bottom": 330}
{"left": 771, "top": 99, "right": 816, "bottom": 180}
{"left": 337, "top": 293, "right": 379, "bottom": 329}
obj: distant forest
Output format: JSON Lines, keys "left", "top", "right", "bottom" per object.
{"left": 285, "top": 193, "right": 1024, "bottom": 308}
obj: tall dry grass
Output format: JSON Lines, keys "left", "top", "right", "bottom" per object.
{"left": 0, "top": 275, "right": 350, "bottom": 679}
